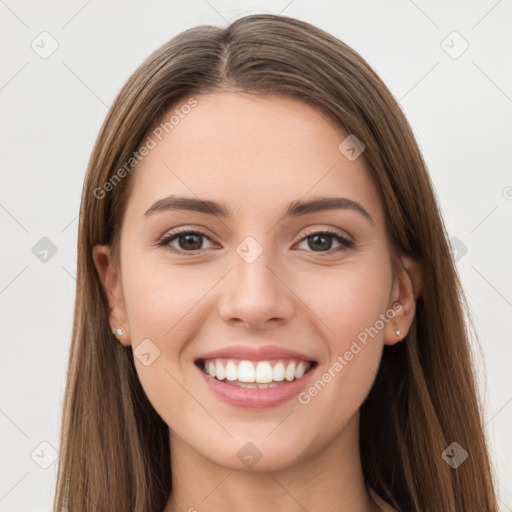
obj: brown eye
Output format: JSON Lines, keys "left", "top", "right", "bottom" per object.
{"left": 158, "top": 230, "right": 216, "bottom": 254}
{"left": 307, "top": 233, "right": 333, "bottom": 251}
{"left": 175, "top": 233, "right": 204, "bottom": 251}
{"left": 296, "top": 230, "right": 353, "bottom": 254}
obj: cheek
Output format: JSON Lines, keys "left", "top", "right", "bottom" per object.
{"left": 119, "top": 253, "right": 231, "bottom": 413}
{"left": 122, "top": 253, "right": 216, "bottom": 340}
{"left": 291, "top": 259, "right": 392, "bottom": 413}
{"left": 295, "top": 257, "right": 392, "bottom": 346}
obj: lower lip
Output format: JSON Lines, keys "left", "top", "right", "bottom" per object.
{"left": 197, "top": 364, "right": 317, "bottom": 409}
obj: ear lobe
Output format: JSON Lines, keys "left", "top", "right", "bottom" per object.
{"left": 385, "top": 255, "right": 422, "bottom": 346}
{"left": 92, "top": 244, "right": 131, "bottom": 346}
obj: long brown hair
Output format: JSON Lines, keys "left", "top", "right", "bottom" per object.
{"left": 54, "top": 14, "right": 498, "bottom": 512}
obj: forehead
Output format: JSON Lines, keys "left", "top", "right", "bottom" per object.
{"left": 124, "top": 91, "right": 383, "bottom": 225}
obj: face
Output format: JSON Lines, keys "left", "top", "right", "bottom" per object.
{"left": 94, "top": 91, "right": 417, "bottom": 472}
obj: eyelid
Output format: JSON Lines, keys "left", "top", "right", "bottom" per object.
{"left": 157, "top": 225, "right": 354, "bottom": 254}
{"left": 293, "top": 227, "right": 354, "bottom": 256}
{"left": 157, "top": 225, "right": 216, "bottom": 243}
{"left": 156, "top": 226, "right": 218, "bottom": 254}
{"left": 298, "top": 225, "right": 353, "bottom": 244}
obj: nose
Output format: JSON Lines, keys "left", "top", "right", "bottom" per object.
{"left": 218, "top": 248, "right": 295, "bottom": 329}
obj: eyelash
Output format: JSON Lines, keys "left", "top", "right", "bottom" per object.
{"left": 157, "top": 227, "right": 354, "bottom": 256}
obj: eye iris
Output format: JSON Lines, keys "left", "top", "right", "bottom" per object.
{"left": 308, "top": 234, "right": 332, "bottom": 251}
{"left": 179, "top": 233, "right": 203, "bottom": 250}
{"left": 169, "top": 232, "right": 342, "bottom": 252}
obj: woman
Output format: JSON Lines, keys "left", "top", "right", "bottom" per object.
{"left": 53, "top": 14, "right": 499, "bottom": 512}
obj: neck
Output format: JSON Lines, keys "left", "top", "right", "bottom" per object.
{"left": 163, "top": 414, "right": 380, "bottom": 512}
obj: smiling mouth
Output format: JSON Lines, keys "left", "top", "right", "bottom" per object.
{"left": 196, "top": 358, "right": 317, "bottom": 389}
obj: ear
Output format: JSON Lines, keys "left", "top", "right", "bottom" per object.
{"left": 384, "top": 255, "right": 423, "bottom": 346}
{"left": 92, "top": 244, "right": 131, "bottom": 346}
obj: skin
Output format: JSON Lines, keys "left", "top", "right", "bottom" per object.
{"left": 93, "top": 91, "right": 421, "bottom": 512}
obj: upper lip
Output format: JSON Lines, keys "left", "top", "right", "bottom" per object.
{"left": 196, "top": 345, "right": 317, "bottom": 363}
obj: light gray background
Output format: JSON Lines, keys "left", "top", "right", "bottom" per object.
{"left": 1, "top": 1, "right": 511, "bottom": 510}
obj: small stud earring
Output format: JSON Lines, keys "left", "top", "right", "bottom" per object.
{"left": 113, "top": 328, "right": 124, "bottom": 338}
{"left": 393, "top": 320, "right": 406, "bottom": 342}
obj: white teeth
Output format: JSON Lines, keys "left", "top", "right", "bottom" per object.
{"left": 215, "top": 360, "right": 226, "bottom": 380}
{"left": 255, "top": 361, "right": 273, "bottom": 383}
{"left": 285, "top": 362, "right": 296, "bottom": 381}
{"left": 238, "top": 360, "right": 255, "bottom": 382}
{"left": 273, "top": 362, "right": 285, "bottom": 381}
{"left": 234, "top": 382, "right": 257, "bottom": 389}
{"left": 208, "top": 361, "right": 216, "bottom": 378}
{"left": 295, "top": 361, "right": 308, "bottom": 379}
{"left": 202, "top": 358, "right": 312, "bottom": 384}
{"left": 225, "top": 360, "right": 238, "bottom": 381}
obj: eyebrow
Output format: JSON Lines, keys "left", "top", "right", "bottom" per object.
{"left": 144, "top": 195, "right": 374, "bottom": 225}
